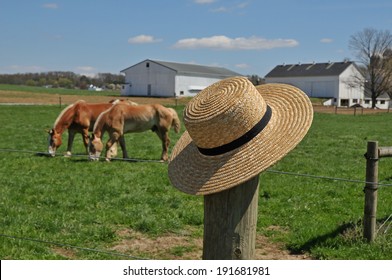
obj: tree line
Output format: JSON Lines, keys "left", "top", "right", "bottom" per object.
{"left": 0, "top": 71, "right": 125, "bottom": 90}
{"left": 0, "top": 70, "right": 264, "bottom": 90}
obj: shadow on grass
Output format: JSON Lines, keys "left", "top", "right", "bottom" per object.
{"left": 289, "top": 216, "right": 392, "bottom": 256}
{"left": 288, "top": 222, "right": 359, "bottom": 255}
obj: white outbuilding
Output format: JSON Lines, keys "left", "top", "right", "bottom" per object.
{"left": 120, "top": 59, "right": 242, "bottom": 97}
{"left": 265, "top": 61, "right": 389, "bottom": 109}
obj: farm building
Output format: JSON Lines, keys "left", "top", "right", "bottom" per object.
{"left": 265, "top": 61, "right": 390, "bottom": 109}
{"left": 120, "top": 59, "right": 242, "bottom": 97}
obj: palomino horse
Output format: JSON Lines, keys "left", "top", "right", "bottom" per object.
{"left": 47, "top": 99, "right": 135, "bottom": 156}
{"left": 89, "top": 103, "right": 181, "bottom": 161}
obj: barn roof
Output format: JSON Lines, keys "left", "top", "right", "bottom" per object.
{"left": 265, "top": 61, "right": 357, "bottom": 78}
{"left": 121, "top": 59, "right": 242, "bottom": 78}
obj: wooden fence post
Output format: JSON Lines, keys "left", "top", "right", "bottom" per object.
{"left": 364, "top": 141, "right": 379, "bottom": 242}
{"left": 203, "top": 175, "right": 259, "bottom": 260}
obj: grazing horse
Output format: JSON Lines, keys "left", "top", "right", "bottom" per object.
{"left": 89, "top": 103, "right": 181, "bottom": 161}
{"left": 47, "top": 99, "right": 135, "bottom": 156}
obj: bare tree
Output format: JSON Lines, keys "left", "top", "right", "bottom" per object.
{"left": 349, "top": 28, "right": 392, "bottom": 108}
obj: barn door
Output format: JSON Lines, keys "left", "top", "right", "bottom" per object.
{"left": 147, "top": 84, "right": 151, "bottom": 96}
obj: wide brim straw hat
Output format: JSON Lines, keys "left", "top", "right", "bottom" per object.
{"left": 168, "top": 77, "right": 313, "bottom": 195}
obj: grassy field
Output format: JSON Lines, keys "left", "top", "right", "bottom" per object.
{"left": 0, "top": 104, "right": 392, "bottom": 259}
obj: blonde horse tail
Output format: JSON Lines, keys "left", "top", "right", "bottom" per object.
{"left": 168, "top": 108, "right": 181, "bottom": 133}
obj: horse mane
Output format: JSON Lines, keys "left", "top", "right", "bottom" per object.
{"left": 109, "top": 99, "right": 138, "bottom": 106}
{"left": 53, "top": 100, "right": 86, "bottom": 133}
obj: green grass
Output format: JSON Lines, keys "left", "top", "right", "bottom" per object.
{"left": 259, "top": 113, "right": 392, "bottom": 259}
{"left": 0, "top": 84, "right": 120, "bottom": 96}
{"left": 0, "top": 105, "right": 392, "bottom": 259}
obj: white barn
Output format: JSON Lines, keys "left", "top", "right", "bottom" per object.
{"left": 265, "top": 61, "right": 389, "bottom": 109}
{"left": 120, "top": 59, "right": 242, "bottom": 97}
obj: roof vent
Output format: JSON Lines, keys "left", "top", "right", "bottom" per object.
{"left": 306, "top": 62, "right": 315, "bottom": 70}
{"left": 326, "top": 62, "right": 334, "bottom": 69}
{"left": 287, "top": 64, "right": 295, "bottom": 71}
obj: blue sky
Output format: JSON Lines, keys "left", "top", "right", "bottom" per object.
{"left": 1, "top": 0, "right": 391, "bottom": 77}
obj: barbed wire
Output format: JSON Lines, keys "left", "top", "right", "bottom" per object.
{"left": 0, "top": 233, "right": 149, "bottom": 260}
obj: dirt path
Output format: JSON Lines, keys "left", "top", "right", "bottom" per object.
{"left": 111, "top": 228, "right": 310, "bottom": 260}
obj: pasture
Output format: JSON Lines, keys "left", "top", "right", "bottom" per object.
{"left": 0, "top": 104, "right": 392, "bottom": 259}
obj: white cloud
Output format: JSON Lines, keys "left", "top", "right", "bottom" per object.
{"left": 42, "top": 3, "right": 58, "bottom": 9}
{"left": 320, "top": 38, "right": 334, "bottom": 43}
{"left": 75, "top": 66, "right": 97, "bottom": 77}
{"left": 8, "top": 65, "right": 45, "bottom": 73}
{"left": 194, "top": 0, "right": 216, "bottom": 4}
{"left": 172, "top": 35, "right": 299, "bottom": 50}
{"left": 235, "top": 63, "right": 250, "bottom": 69}
{"left": 210, "top": 2, "right": 248, "bottom": 13}
{"left": 236, "top": 2, "right": 249, "bottom": 9}
{"left": 211, "top": 6, "right": 228, "bottom": 13}
{"left": 128, "top": 35, "right": 162, "bottom": 44}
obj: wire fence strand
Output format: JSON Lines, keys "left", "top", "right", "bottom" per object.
{"left": 1, "top": 146, "right": 392, "bottom": 259}
{"left": 2, "top": 147, "right": 392, "bottom": 187}
{"left": 0, "top": 233, "right": 149, "bottom": 260}
{"left": 266, "top": 169, "right": 392, "bottom": 187}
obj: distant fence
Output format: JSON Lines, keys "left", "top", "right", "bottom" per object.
{"left": 364, "top": 141, "right": 392, "bottom": 242}
{"left": 313, "top": 105, "right": 392, "bottom": 115}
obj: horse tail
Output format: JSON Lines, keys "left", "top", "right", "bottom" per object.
{"left": 168, "top": 108, "right": 181, "bottom": 133}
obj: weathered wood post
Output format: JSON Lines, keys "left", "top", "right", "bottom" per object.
{"left": 379, "top": 146, "right": 392, "bottom": 157}
{"left": 168, "top": 79, "right": 313, "bottom": 261}
{"left": 364, "top": 141, "right": 379, "bottom": 242}
{"left": 203, "top": 176, "right": 259, "bottom": 260}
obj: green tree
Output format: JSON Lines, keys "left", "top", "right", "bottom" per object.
{"left": 58, "top": 77, "right": 73, "bottom": 88}
{"left": 25, "top": 79, "right": 37, "bottom": 86}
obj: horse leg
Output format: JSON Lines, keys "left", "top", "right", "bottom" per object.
{"left": 155, "top": 129, "right": 170, "bottom": 161}
{"left": 82, "top": 128, "right": 90, "bottom": 155}
{"left": 119, "top": 135, "right": 128, "bottom": 159}
{"left": 65, "top": 130, "right": 76, "bottom": 157}
{"left": 105, "top": 132, "right": 120, "bottom": 161}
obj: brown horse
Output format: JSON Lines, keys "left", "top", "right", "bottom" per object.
{"left": 47, "top": 99, "right": 135, "bottom": 156}
{"left": 89, "top": 103, "right": 181, "bottom": 161}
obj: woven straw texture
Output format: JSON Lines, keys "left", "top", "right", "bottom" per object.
{"left": 168, "top": 77, "right": 313, "bottom": 195}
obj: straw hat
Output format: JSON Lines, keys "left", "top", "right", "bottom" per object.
{"left": 168, "top": 77, "right": 313, "bottom": 195}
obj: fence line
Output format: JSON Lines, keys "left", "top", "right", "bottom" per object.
{"left": 265, "top": 169, "right": 392, "bottom": 188}
{"left": 2, "top": 147, "right": 392, "bottom": 187}
{"left": 0, "top": 233, "right": 148, "bottom": 260}
{"left": 1, "top": 146, "right": 392, "bottom": 258}
{"left": 0, "top": 148, "right": 165, "bottom": 163}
